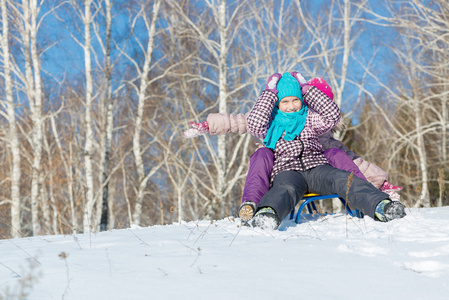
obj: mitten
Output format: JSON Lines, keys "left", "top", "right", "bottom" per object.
{"left": 264, "top": 73, "right": 282, "bottom": 94}
{"left": 183, "top": 121, "right": 209, "bottom": 139}
{"left": 290, "top": 72, "right": 308, "bottom": 87}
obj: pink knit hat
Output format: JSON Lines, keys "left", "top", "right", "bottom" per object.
{"left": 308, "top": 77, "right": 334, "bottom": 100}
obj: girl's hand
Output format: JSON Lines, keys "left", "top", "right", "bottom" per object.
{"left": 183, "top": 121, "right": 209, "bottom": 138}
{"left": 291, "top": 72, "right": 308, "bottom": 87}
{"left": 265, "top": 73, "right": 282, "bottom": 94}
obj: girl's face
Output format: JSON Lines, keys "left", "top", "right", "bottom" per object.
{"left": 278, "top": 96, "right": 302, "bottom": 113}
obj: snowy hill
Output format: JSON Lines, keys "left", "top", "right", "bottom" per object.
{"left": 1, "top": 207, "right": 449, "bottom": 300}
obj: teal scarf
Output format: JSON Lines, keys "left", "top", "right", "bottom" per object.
{"left": 263, "top": 105, "right": 308, "bottom": 149}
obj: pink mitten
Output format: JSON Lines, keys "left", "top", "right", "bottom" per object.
{"left": 265, "top": 73, "right": 282, "bottom": 94}
{"left": 291, "top": 72, "right": 308, "bottom": 87}
{"left": 183, "top": 121, "right": 209, "bottom": 139}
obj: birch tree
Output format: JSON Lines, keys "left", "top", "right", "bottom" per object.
{"left": 1, "top": 0, "right": 22, "bottom": 238}
{"left": 129, "top": 0, "right": 162, "bottom": 225}
{"left": 97, "top": 0, "right": 113, "bottom": 231}
{"left": 12, "top": 0, "right": 46, "bottom": 235}
{"left": 83, "top": 0, "right": 96, "bottom": 232}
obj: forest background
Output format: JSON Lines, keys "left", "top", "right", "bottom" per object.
{"left": 0, "top": 0, "right": 448, "bottom": 239}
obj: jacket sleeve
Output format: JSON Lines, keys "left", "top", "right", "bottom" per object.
{"left": 207, "top": 112, "right": 250, "bottom": 135}
{"left": 246, "top": 90, "right": 278, "bottom": 139}
{"left": 353, "top": 157, "right": 388, "bottom": 189}
{"left": 304, "top": 86, "right": 341, "bottom": 136}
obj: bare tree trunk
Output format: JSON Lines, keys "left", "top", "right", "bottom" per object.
{"left": 99, "top": 0, "right": 113, "bottom": 231}
{"left": 28, "top": 0, "right": 44, "bottom": 236}
{"left": 1, "top": 0, "right": 22, "bottom": 238}
{"left": 336, "top": 0, "right": 351, "bottom": 109}
{"left": 214, "top": 0, "right": 228, "bottom": 218}
{"left": 83, "top": 0, "right": 95, "bottom": 232}
{"left": 68, "top": 139, "right": 77, "bottom": 232}
{"left": 120, "top": 150, "right": 133, "bottom": 225}
{"left": 107, "top": 180, "right": 116, "bottom": 229}
{"left": 439, "top": 74, "right": 448, "bottom": 207}
{"left": 131, "top": 0, "right": 161, "bottom": 225}
{"left": 438, "top": 168, "right": 444, "bottom": 208}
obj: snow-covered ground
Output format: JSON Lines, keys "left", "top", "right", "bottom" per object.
{"left": 1, "top": 207, "right": 449, "bottom": 300}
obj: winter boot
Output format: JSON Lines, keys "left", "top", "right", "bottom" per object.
{"left": 238, "top": 201, "right": 256, "bottom": 222}
{"left": 247, "top": 207, "right": 281, "bottom": 230}
{"left": 375, "top": 200, "right": 406, "bottom": 222}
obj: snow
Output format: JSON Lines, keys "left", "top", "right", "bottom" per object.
{"left": 1, "top": 207, "right": 449, "bottom": 299}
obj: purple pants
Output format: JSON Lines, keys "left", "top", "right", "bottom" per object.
{"left": 241, "top": 147, "right": 368, "bottom": 205}
{"left": 241, "top": 147, "right": 273, "bottom": 204}
{"left": 323, "top": 148, "right": 367, "bottom": 181}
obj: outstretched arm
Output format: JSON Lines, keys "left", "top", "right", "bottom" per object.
{"left": 183, "top": 112, "right": 250, "bottom": 139}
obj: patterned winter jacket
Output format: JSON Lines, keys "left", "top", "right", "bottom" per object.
{"left": 246, "top": 87, "right": 340, "bottom": 181}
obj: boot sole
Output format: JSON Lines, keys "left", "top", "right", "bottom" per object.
{"left": 239, "top": 205, "right": 255, "bottom": 222}
{"left": 385, "top": 201, "right": 406, "bottom": 221}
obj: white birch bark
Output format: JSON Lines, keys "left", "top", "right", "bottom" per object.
{"left": 1, "top": 0, "right": 22, "bottom": 238}
{"left": 27, "top": 0, "right": 44, "bottom": 236}
{"left": 83, "top": 0, "right": 95, "bottom": 232}
{"left": 439, "top": 78, "right": 447, "bottom": 207}
{"left": 97, "top": 0, "right": 113, "bottom": 231}
{"left": 131, "top": 0, "right": 161, "bottom": 225}
{"left": 205, "top": 0, "right": 228, "bottom": 218}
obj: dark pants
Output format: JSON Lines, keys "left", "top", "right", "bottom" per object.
{"left": 258, "top": 164, "right": 389, "bottom": 220}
